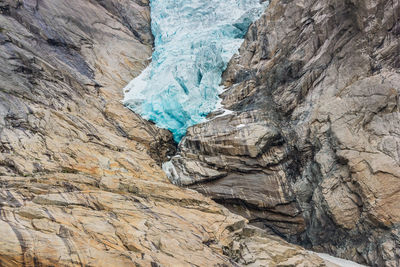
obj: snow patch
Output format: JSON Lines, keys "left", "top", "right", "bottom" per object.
{"left": 316, "top": 253, "right": 368, "bottom": 267}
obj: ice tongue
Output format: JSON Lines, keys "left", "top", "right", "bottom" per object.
{"left": 123, "top": 0, "right": 268, "bottom": 142}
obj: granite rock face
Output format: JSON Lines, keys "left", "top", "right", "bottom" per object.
{"left": 167, "top": 0, "right": 400, "bottom": 265}
{"left": 0, "top": 0, "right": 329, "bottom": 266}
{"left": 0, "top": 173, "right": 331, "bottom": 266}
{"left": 0, "top": 0, "right": 174, "bottom": 174}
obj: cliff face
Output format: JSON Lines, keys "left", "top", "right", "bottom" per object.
{"left": 0, "top": 0, "right": 331, "bottom": 266}
{"left": 0, "top": 0, "right": 173, "bottom": 175}
{"left": 168, "top": 0, "right": 400, "bottom": 266}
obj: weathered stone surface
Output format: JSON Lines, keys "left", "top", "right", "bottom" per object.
{"left": 0, "top": 0, "right": 175, "bottom": 176}
{"left": 168, "top": 0, "right": 400, "bottom": 265}
{"left": 0, "top": 173, "right": 329, "bottom": 266}
{"left": 0, "top": 0, "right": 327, "bottom": 266}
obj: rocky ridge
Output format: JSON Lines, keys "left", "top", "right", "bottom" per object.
{"left": 167, "top": 0, "right": 400, "bottom": 266}
{"left": 0, "top": 0, "right": 331, "bottom": 266}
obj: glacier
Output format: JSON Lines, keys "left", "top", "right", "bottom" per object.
{"left": 123, "top": 0, "right": 268, "bottom": 142}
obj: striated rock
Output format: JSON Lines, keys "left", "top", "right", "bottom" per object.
{"left": 168, "top": 0, "right": 400, "bottom": 265}
{"left": 165, "top": 110, "right": 306, "bottom": 237}
{"left": 0, "top": 173, "right": 328, "bottom": 266}
{"left": 0, "top": 0, "right": 328, "bottom": 266}
{"left": 0, "top": 0, "right": 175, "bottom": 175}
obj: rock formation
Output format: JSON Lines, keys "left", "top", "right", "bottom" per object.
{"left": 167, "top": 0, "right": 400, "bottom": 266}
{"left": 0, "top": 0, "right": 332, "bottom": 266}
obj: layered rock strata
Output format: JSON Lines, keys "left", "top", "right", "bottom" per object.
{"left": 0, "top": 0, "right": 329, "bottom": 266}
{"left": 167, "top": 0, "right": 400, "bottom": 265}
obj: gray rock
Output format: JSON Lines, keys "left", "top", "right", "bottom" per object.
{"left": 169, "top": 0, "right": 400, "bottom": 265}
{"left": 0, "top": 1, "right": 330, "bottom": 266}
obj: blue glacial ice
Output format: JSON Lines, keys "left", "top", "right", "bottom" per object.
{"left": 123, "top": 0, "right": 268, "bottom": 142}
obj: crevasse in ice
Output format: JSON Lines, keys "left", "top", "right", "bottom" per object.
{"left": 123, "top": 0, "right": 268, "bottom": 142}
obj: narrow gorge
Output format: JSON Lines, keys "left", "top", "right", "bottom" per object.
{"left": 0, "top": 0, "right": 399, "bottom": 266}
